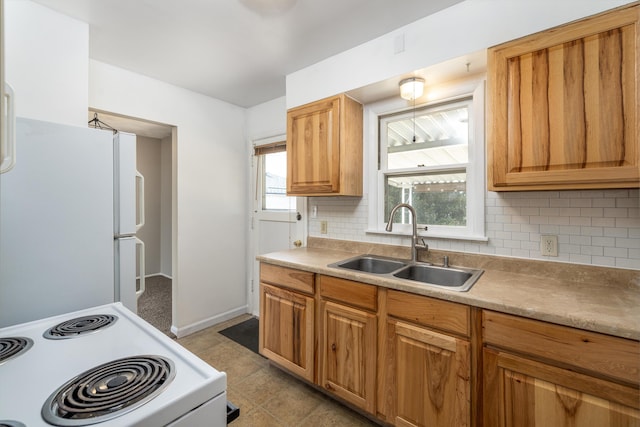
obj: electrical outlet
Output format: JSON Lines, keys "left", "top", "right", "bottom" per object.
{"left": 320, "top": 221, "right": 328, "bottom": 234}
{"left": 541, "top": 235, "right": 558, "bottom": 257}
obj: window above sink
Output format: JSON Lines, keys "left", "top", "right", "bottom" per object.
{"left": 365, "top": 76, "right": 487, "bottom": 242}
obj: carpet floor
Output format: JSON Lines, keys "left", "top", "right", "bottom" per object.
{"left": 137, "top": 275, "right": 173, "bottom": 337}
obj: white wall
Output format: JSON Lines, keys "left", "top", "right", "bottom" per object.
{"left": 5, "top": 0, "right": 88, "bottom": 126}
{"left": 286, "top": 0, "right": 635, "bottom": 108}
{"left": 90, "top": 60, "right": 248, "bottom": 336}
{"left": 245, "top": 96, "right": 287, "bottom": 140}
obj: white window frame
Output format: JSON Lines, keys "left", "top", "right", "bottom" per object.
{"left": 366, "top": 77, "right": 487, "bottom": 241}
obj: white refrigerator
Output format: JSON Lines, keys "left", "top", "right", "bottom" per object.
{"left": 0, "top": 117, "right": 145, "bottom": 327}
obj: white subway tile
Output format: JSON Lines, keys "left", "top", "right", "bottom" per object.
{"left": 539, "top": 208, "right": 560, "bottom": 217}
{"left": 569, "top": 217, "right": 591, "bottom": 226}
{"left": 604, "top": 247, "right": 628, "bottom": 258}
{"left": 570, "top": 254, "right": 592, "bottom": 264}
{"left": 591, "top": 236, "right": 615, "bottom": 247}
{"left": 591, "top": 256, "right": 615, "bottom": 267}
{"left": 581, "top": 246, "right": 603, "bottom": 256}
{"left": 616, "top": 258, "right": 639, "bottom": 269}
{"left": 591, "top": 217, "right": 615, "bottom": 227}
{"left": 529, "top": 216, "right": 549, "bottom": 225}
{"left": 616, "top": 238, "right": 640, "bottom": 249}
{"left": 593, "top": 198, "right": 616, "bottom": 208}
{"left": 570, "top": 199, "right": 592, "bottom": 208}
{"left": 539, "top": 225, "right": 560, "bottom": 234}
{"left": 580, "top": 226, "right": 603, "bottom": 237}
{"left": 604, "top": 208, "right": 628, "bottom": 218}
{"left": 504, "top": 224, "right": 521, "bottom": 232}
{"left": 550, "top": 199, "right": 571, "bottom": 208}
{"left": 570, "top": 235, "right": 591, "bottom": 246}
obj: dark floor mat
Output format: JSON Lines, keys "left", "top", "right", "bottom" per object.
{"left": 219, "top": 317, "right": 260, "bottom": 355}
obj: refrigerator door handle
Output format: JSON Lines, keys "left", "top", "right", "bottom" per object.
{"left": 136, "top": 170, "right": 145, "bottom": 230}
{"left": 136, "top": 237, "right": 146, "bottom": 298}
{"left": 0, "top": 82, "right": 16, "bottom": 174}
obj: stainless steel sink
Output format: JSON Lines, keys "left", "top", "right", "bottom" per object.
{"left": 329, "top": 255, "right": 407, "bottom": 274}
{"left": 392, "top": 264, "right": 482, "bottom": 291}
{"left": 329, "top": 255, "right": 482, "bottom": 292}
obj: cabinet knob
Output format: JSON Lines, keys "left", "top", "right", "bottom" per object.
{"left": 293, "top": 240, "right": 302, "bottom": 247}
{"left": 331, "top": 343, "right": 336, "bottom": 351}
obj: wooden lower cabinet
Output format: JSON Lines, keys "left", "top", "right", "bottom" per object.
{"left": 258, "top": 263, "right": 639, "bottom": 427}
{"left": 319, "top": 300, "right": 377, "bottom": 413}
{"left": 259, "top": 282, "right": 315, "bottom": 382}
{"left": 483, "top": 310, "right": 640, "bottom": 427}
{"left": 383, "top": 318, "right": 471, "bottom": 427}
{"left": 483, "top": 348, "right": 640, "bottom": 426}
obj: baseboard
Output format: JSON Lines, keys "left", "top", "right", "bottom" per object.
{"left": 141, "top": 273, "right": 173, "bottom": 280}
{"left": 171, "top": 305, "right": 249, "bottom": 338}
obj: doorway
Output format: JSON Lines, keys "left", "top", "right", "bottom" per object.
{"left": 250, "top": 135, "right": 305, "bottom": 316}
{"left": 88, "top": 110, "right": 175, "bottom": 335}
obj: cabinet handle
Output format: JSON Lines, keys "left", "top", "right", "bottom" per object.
{"left": 331, "top": 343, "right": 336, "bottom": 351}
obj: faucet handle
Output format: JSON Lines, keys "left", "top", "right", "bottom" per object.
{"left": 415, "top": 237, "right": 428, "bottom": 249}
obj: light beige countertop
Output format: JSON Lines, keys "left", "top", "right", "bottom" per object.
{"left": 257, "top": 239, "right": 640, "bottom": 341}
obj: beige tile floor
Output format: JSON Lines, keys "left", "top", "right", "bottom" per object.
{"left": 177, "top": 314, "right": 381, "bottom": 427}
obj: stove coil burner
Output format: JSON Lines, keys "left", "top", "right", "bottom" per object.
{"left": 0, "top": 337, "right": 33, "bottom": 365}
{"left": 42, "top": 355, "right": 175, "bottom": 426}
{"left": 0, "top": 421, "right": 27, "bottom": 427}
{"left": 43, "top": 314, "right": 118, "bottom": 340}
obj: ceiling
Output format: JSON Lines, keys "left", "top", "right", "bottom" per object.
{"left": 31, "top": 0, "right": 465, "bottom": 108}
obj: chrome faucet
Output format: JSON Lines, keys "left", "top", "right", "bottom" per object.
{"left": 385, "top": 203, "right": 428, "bottom": 263}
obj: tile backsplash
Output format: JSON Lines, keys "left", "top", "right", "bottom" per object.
{"left": 308, "top": 189, "right": 639, "bottom": 269}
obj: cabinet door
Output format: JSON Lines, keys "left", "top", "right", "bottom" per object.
{"left": 488, "top": 4, "right": 640, "bottom": 190}
{"left": 484, "top": 348, "right": 640, "bottom": 427}
{"left": 287, "top": 96, "right": 341, "bottom": 195}
{"left": 319, "top": 300, "right": 376, "bottom": 413}
{"left": 385, "top": 319, "right": 470, "bottom": 427}
{"left": 259, "top": 283, "right": 314, "bottom": 382}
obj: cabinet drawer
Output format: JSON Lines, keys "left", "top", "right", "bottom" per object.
{"left": 260, "top": 263, "right": 314, "bottom": 294}
{"left": 387, "top": 289, "right": 470, "bottom": 337}
{"left": 483, "top": 310, "right": 640, "bottom": 386}
{"left": 319, "top": 275, "right": 377, "bottom": 311}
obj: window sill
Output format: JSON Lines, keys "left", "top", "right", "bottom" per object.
{"left": 365, "top": 228, "right": 489, "bottom": 242}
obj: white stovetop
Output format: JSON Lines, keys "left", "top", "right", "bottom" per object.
{"left": 0, "top": 302, "right": 226, "bottom": 426}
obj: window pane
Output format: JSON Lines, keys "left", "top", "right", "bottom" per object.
{"left": 385, "top": 171, "right": 467, "bottom": 226}
{"left": 262, "top": 151, "right": 294, "bottom": 210}
{"left": 385, "top": 105, "right": 469, "bottom": 170}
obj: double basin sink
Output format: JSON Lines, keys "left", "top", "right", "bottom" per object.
{"left": 328, "top": 254, "right": 483, "bottom": 292}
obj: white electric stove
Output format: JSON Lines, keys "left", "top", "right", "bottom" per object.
{"left": 0, "top": 303, "right": 228, "bottom": 426}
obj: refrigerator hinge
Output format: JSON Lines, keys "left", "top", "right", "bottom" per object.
{"left": 251, "top": 279, "right": 254, "bottom": 293}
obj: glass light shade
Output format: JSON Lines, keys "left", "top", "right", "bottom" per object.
{"left": 399, "top": 77, "right": 425, "bottom": 100}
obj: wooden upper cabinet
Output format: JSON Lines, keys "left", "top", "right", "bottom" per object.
{"left": 488, "top": 4, "right": 640, "bottom": 191}
{"left": 286, "top": 94, "right": 363, "bottom": 196}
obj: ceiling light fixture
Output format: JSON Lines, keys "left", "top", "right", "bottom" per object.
{"left": 399, "top": 77, "right": 425, "bottom": 101}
